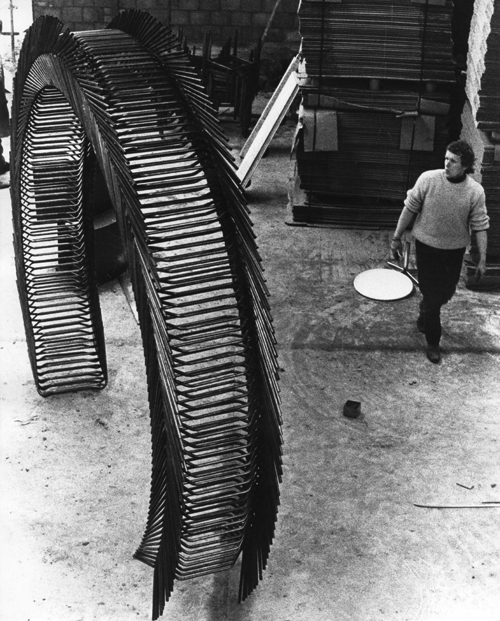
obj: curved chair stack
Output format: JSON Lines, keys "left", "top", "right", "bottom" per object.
{"left": 11, "top": 11, "right": 282, "bottom": 619}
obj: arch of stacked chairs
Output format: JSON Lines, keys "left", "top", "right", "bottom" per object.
{"left": 11, "top": 11, "right": 282, "bottom": 619}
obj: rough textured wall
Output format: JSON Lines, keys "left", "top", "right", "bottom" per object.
{"left": 465, "top": 0, "right": 496, "bottom": 124}
{"left": 462, "top": 98, "right": 500, "bottom": 258}
{"left": 461, "top": 99, "right": 486, "bottom": 184}
{"left": 461, "top": 0, "right": 500, "bottom": 259}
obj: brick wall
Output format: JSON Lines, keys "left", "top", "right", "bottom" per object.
{"left": 33, "top": 0, "right": 301, "bottom": 47}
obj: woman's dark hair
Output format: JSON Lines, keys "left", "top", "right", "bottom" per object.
{"left": 446, "top": 140, "right": 475, "bottom": 173}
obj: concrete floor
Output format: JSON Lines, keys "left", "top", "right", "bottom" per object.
{"left": 1, "top": 111, "right": 500, "bottom": 621}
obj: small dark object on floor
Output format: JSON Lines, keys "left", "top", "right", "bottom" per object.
{"left": 343, "top": 400, "right": 361, "bottom": 419}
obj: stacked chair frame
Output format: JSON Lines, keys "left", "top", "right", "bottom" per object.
{"left": 11, "top": 12, "right": 282, "bottom": 619}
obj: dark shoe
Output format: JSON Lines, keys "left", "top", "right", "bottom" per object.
{"left": 416, "top": 316, "right": 425, "bottom": 333}
{"left": 426, "top": 345, "right": 441, "bottom": 364}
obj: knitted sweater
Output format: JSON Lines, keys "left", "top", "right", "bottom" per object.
{"left": 403, "top": 169, "right": 489, "bottom": 249}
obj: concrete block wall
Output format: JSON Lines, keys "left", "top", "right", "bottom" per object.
{"left": 33, "top": 0, "right": 169, "bottom": 32}
{"left": 33, "top": 0, "right": 301, "bottom": 47}
{"left": 172, "top": 0, "right": 300, "bottom": 45}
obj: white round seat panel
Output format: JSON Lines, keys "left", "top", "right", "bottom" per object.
{"left": 353, "top": 268, "right": 414, "bottom": 301}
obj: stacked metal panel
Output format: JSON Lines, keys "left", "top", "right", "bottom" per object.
{"left": 293, "top": 0, "right": 457, "bottom": 227}
{"left": 299, "top": 0, "right": 455, "bottom": 82}
{"left": 12, "top": 12, "right": 282, "bottom": 619}
{"left": 296, "top": 89, "right": 450, "bottom": 203}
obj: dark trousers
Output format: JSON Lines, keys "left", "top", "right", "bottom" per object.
{"left": 415, "top": 240, "right": 465, "bottom": 346}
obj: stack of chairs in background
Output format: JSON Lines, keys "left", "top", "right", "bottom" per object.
{"left": 292, "top": 0, "right": 461, "bottom": 228}
{"left": 186, "top": 31, "right": 261, "bottom": 138}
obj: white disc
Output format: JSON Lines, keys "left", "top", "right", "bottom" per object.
{"left": 353, "top": 268, "right": 414, "bottom": 301}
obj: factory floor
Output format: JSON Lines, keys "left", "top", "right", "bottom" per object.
{"left": 1, "top": 106, "right": 500, "bottom": 621}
